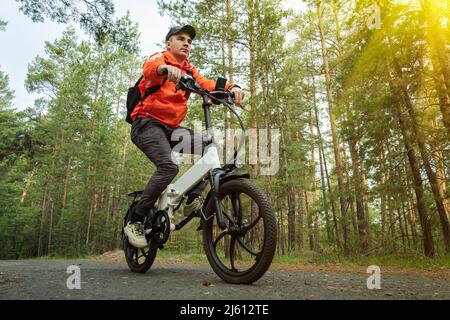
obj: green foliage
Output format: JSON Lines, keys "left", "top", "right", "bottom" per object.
{"left": 0, "top": 69, "right": 14, "bottom": 109}
{"left": 15, "top": 0, "right": 139, "bottom": 53}
{"left": 0, "top": 19, "right": 7, "bottom": 31}
{"left": 1, "top": 0, "right": 449, "bottom": 263}
{"left": 0, "top": 18, "right": 144, "bottom": 258}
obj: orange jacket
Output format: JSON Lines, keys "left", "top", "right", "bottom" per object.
{"left": 131, "top": 51, "right": 233, "bottom": 128}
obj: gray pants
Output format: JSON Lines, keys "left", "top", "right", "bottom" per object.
{"left": 130, "top": 117, "right": 208, "bottom": 217}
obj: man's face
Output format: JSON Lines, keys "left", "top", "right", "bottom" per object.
{"left": 166, "top": 32, "right": 192, "bottom": 60}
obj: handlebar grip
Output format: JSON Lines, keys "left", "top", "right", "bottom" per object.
{"left": 228, "top": 91, "right": 244, "bottom": 109}
{"left": 160, "top": 68, "right": 168, "bottom": 76}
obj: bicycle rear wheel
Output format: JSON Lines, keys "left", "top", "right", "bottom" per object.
{"left": 202, "top": 179, "right": 277, "bottom": 284}
{"left": 123, "top": 202, "right": 158, "bottom": 273}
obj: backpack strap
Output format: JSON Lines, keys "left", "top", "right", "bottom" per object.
{"left": 134, "top": 75, "right": 143, "bottom": 87}
{"left": 139, "top": 57, "right": 173, "bottom": 104}
{"left": 142, "top": 77, "right": 168, "bottom": 101}
{"left": 136, "top": 70, "right": 168, "bottom": 119}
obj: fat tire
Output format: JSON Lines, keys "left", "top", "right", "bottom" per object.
{"left": 202, "top": 179, "right": 277, "bottom": 284}
{"left": 123, "top": 202, "right": 158, "bottom": 273}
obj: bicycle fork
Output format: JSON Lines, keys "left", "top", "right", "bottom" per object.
{"left": 209, "top": 168, "right": 227, "bottom": 230}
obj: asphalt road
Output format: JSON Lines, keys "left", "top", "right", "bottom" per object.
{"left": 1, "top": 259, "right": 449, "bottom": 300}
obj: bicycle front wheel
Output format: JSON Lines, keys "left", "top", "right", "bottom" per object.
{"left": 202, "top": 179, "right": 277, "bottom": 284}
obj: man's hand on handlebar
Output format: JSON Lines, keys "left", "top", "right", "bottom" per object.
{"left": 157, "top": 64, "right": 181, "bottom": 84}
{"left": 230, "top": 86, "right": 245, "bottom": 106}
{"left": 158, "top": 67, "right": 244, "bottom": 107}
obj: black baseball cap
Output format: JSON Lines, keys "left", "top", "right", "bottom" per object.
{"left": 165, "top": 25, "right": 196, "bottom": 41}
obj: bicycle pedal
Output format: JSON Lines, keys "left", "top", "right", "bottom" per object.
{"left": 158, "top": 244, "right": 164, "bottom": 250}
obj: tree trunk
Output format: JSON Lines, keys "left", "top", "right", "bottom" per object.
{"left": 220, "top": 6, "right": 229, "bottom": 195}
{"left": 393, "top": 100, "right": 435, "bottom": 257}
{"left": 402, "top": 155, "right": 419, "bottom": 250}
{"left": 287, "top": 186, "right": 296, "bottom": 253}
{"left": 304, "top": 188, "right": 311, "bottom": 250}
{"left": 86, "top": 193, "right": 97, "bottom": 246}
{"left": 38, "top": 142, "right": 60, "bottom": 256}
{"left": 278, "top": 197, "right": 286, "bottom": 256}
{"left": 402, "top": 203, "right": 412, "bottom": 249}
{"left": 422, "top": 0, "right": 450, "bottom": 136}
{"left": 85, "top": 151, "right": 99, "bottom": 246}
{"left": 392, "top": 60, "right": 450, "bottom": 253}
{"left": 380, "top": 185, "right": 387, "bottom": 252}
{"left": 318, "top": 132, "right": 331, "bottom": 242}
{"left": 349, "top": 140, "right": 369, "bottom": 251}
{"left": 343, "top": 145, "right": 357, "bottom": 245}
{"left": 432, "top": 141, "right": 450, "bottom": 218}
{"left": 316, "top": 0, "right": 349, "bottom": 253}
{"left": 388, "top": 200, "right": 397, "bottom": 254}
{"left": 276, "top": 198, "right": 281, "bottom": 256}
{"left": 37, "top": 181, "right": 50, "bottom": 257}
{"left": 397, "top": 208, "right": 407, "bottom": 253}
{"left": 71, "top": 142, "right": 82, "bottom": 209}
{"left": 247, "top": 0, "right": 258, "bottom": 178}
{"left": 314, "top": 100, "right": 340, "bottom": 248}
{"left": 361, "top": 170, "right": 372, "bottom": 246}
{"left": 379, "top": 143, "right": 387, "bottom": 251}
{"left": 296, "top": 190, "right": 305, "bottom": 250}
{"left": 247, "top": 0, "right": 259, "bottom": 233}
{"left": 20, "top": 161, "right": 39, "bottom": 204}
{"left": 279, "top": 125, "right": 296, "bottom": 253}
{"left": 407, "top": 191, "right": 419, "bottom": 249}
{"left": 47, "top": 198, "right": 54, "bottom": 255}
{"left": 309, "top": 110, "right": 320, "bottom": 252}
{"left": 62, "top": 155, "right": 72, "bottom": 212}
{"left": 226, "top": 0, "right": 234, "bottom": 84}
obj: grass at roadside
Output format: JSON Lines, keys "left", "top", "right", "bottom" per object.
{"left": 33, "top": 249, "right": 450, "bottom": 272}
{"left": 157, "top": 250, "right": 208, "bottom": 263}
{"left": 32, "top": 254, "right": 95, "bottom": 261}
{"left": 152, "top": 250, "right": 450, "bottom": 269}
{"left": 272, "top": 251, "right": 450, "bottom": 269}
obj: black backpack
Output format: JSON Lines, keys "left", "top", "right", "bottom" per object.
{"left": 125, "top": 76, "right": 167, "bottom": 124}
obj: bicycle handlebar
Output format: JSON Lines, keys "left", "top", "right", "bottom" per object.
{"left": 160, "top": 70, "right": 238, "bottom": 107}
{"left": 156, "top": 68, "right": 245, "bottom": 168}
{"left": 175, "top": 73, "right": 246, "bottom": 169}
{"left": 175, "top": 74, "right": 240, "bottom": 107}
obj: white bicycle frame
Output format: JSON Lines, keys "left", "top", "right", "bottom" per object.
{"left": 137, "top": 74, "right": 245, "bottom": 232}
{"left": 155, "top": 143, "right": 222, "bottom": 224}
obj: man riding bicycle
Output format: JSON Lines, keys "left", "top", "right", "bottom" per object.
{"left": 124, "top": 25, "right": 245, "bottom": 248}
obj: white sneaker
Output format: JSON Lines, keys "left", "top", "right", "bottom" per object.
{"left": 124, "top": 222, "right": 148, "bottom": 248}
{"left": 183, "top": 195, "right": 204, "bottom": 217}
